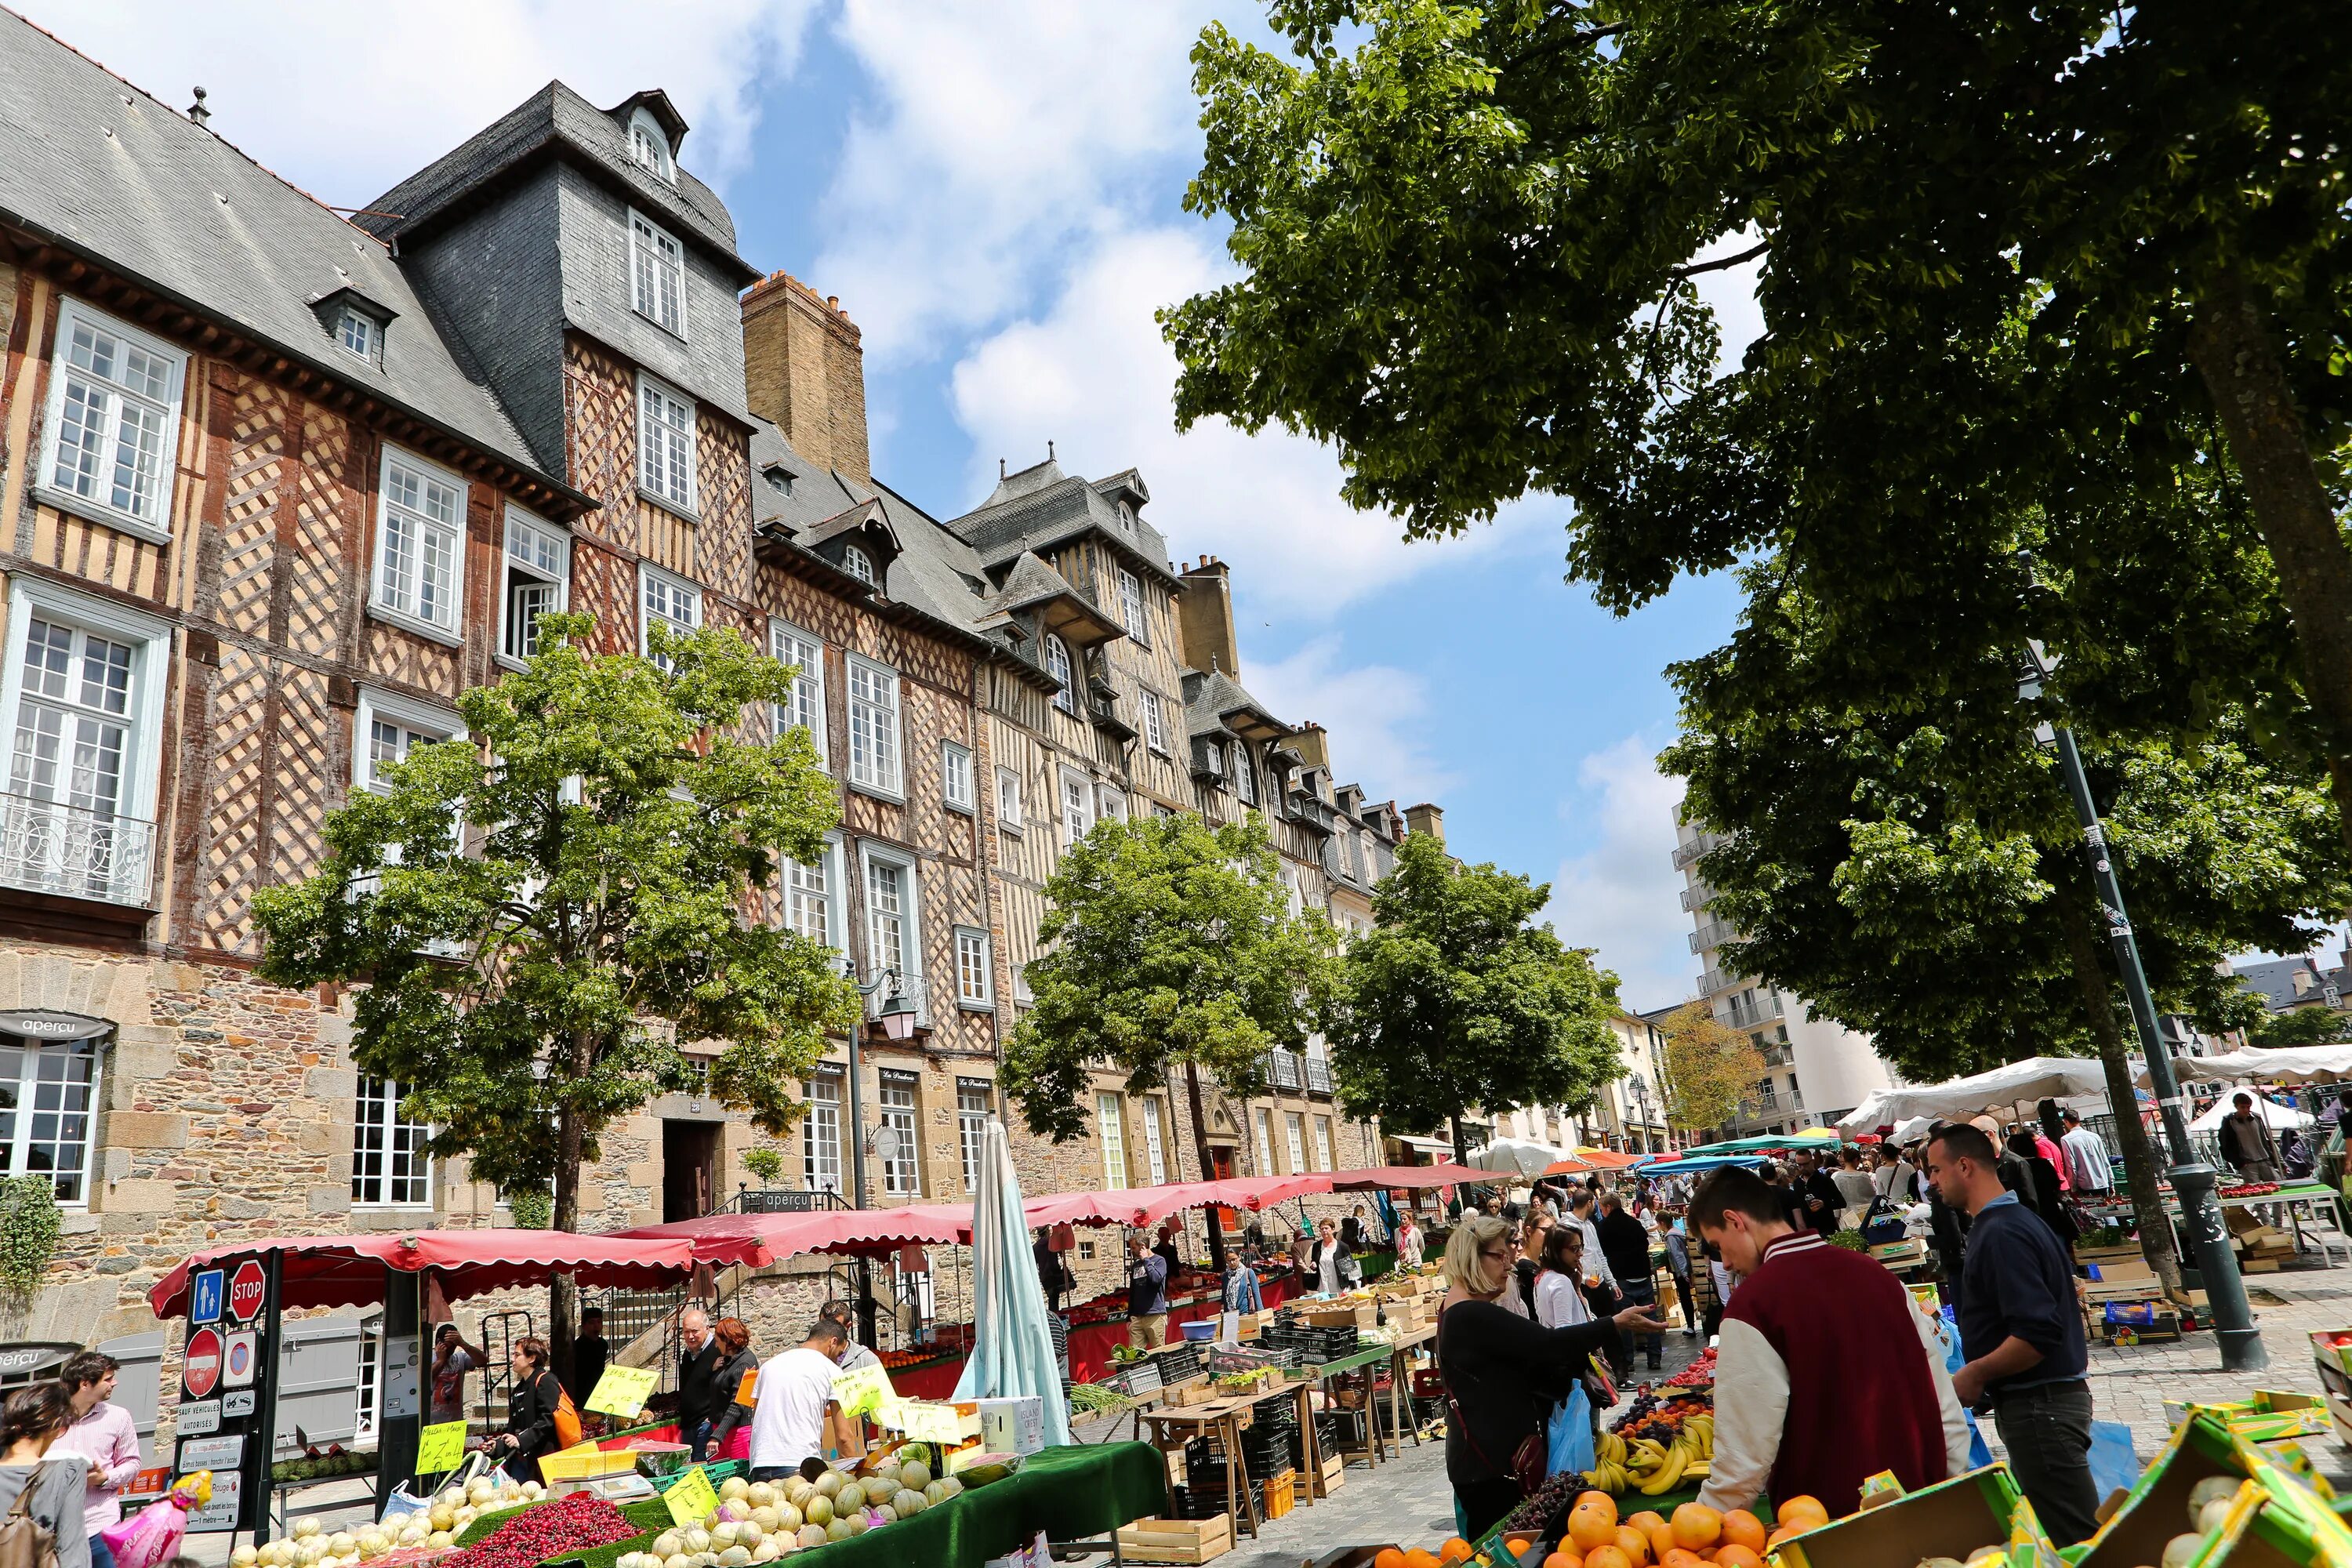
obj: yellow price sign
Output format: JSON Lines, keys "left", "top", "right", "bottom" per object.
{"left": 833, "top": 1362, "right": 895, "bottom": 1420}
{"left": 415, "top": 1421, "right": 468, "bottom": 1475}
{"left": 665, "top": 1465, "right": 719, "bottom": 1529}
{"left": 586, "top": 1364, "right": 659, "bottom": 1419}
{"left": 897, "top": 1402, "right": 965, "bottom": 1444}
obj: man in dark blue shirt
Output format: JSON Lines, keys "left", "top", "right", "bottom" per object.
{"left": 1126, "top": 1232, "right": 1171, "bottom": 1350}
{"left": 1924, "top": 1122, "right": 2097, "bottom": 1545}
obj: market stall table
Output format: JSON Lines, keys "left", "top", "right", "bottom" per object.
{"left": 2077, "top": 1179, "right": 2349, "bottom": 1269}
{"left": 1139, "top": 1390, "right": 1267, "bottom": 1538}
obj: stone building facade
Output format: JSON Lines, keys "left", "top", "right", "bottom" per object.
{"left": 0, "top": 14, "right": 1447, "bottom": 1372}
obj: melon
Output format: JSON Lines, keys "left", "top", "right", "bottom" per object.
{"left": 812, "top": 1472, "right": 844, "bottom": 1499}
{"left": 652, "top": 1533, "right": 683, "bottom": 1559}
{"left": 824, "top": 1521, "right": 853, "bottom": 1544}
{"left": 898, "top": 1460, "right": 931, "bottom": 1491}
{"left": 720, "top": 1478, "right": 751, "bottom": 1503}
{"left": 802, "top": 1497, "right": 833, "bottom": 1528}
{"left": 796, "top": 1526, "right": 826, "bottom": 1551}
{"left": 2164, "top": 1535, "right": 2205, "bottom": 1568}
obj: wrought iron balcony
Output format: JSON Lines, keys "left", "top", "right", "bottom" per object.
{"left": 0, "top": 792, "right": 154, "bottom": 906}
{"left": 1303, "top": 1055, "right": 1334, "bottom": 1096}
{"left": 1263, "top": 1049, "right": 1305, "bottom": 1091}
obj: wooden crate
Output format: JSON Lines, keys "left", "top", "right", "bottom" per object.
{"left": 1309, "top": 1451, "right": 1346, "bottom": 1497}
{"left": 1300, "top": 1303, "right": 1376, "bottom": 1330}
{"left": 1163, "top": 1377, "right": 1221, "bottom": 1407}
{"left": 1264, "top": 1469, "right": 1298, "bottom": 1520}
{"left": 1117, "top": 1515, "right": 1233, "bottom": 1564}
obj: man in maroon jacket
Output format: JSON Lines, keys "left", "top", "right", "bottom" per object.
{"left": 1691, "top": 1167, "right": 1972, "bottom": 1518}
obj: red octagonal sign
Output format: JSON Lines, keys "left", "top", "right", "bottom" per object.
{"left": 183, "top": 1327, "right": 222, "bottom": 1399}
{"left": 228, "top": 1260, "right": 267, "bottom": 1322}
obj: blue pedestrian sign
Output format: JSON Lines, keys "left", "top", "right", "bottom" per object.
{"left": 190, "top": 1269, "right": 225, "bottom": 1326}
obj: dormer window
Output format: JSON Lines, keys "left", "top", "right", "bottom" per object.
{"left": 630, "top": 108, "right": 675, "bottom": 183}
{"left": 764, "top": 465, "right": 793, "bottom": 496}
{"left": 1045, "top": 634, "right": 1076, "bottom": 715}
{"left": 337, "top": 307, "right": 379, "bottom": 363}
{"left": 841, "top": 544, "right": 877, "bottom": 587}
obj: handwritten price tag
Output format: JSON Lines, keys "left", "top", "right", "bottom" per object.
{"left": 414, "top": 1421, "right": 467, "bottom": 1475}
{"left": 832, "top": 1362, "right": 895, "bottom": 1419}
{"left": 897, "top": 1402, "right": 966, "bottom": 1443}
{"left": 586, "top": 1364, "right": 659, "bottom": 1418}
{"left": 665, "top": 1465, "right": 719, "bottom": 1528}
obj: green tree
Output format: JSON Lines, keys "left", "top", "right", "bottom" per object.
{"left": 2251, "top": 1007, "right": 2352, "bottom": 1050}
{"left": 1656, "top": 1001, "right": 1766, "bottom": 1141}
{"left": 1167, "top": 1, "right": 2352, "bottom": 848}
{"left": 1327, "top": 832, "right": 1624, "bottom": 1161}
{"left": 1664, "top": 570, "right": 2352, "bottom": 1283}
{"left": 253, "top": 613, "right": 858, "bottom": 1368}
{"left": 998, "top": 811, "right": 1336, "bottom": 1267}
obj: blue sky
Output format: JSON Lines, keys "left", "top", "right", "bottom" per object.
{"left": 36, "top": 0, "right": 1759, "bottom": 1011}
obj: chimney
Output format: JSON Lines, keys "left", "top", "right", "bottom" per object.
{"left": 1404, "top": 802, "right": 1446, "bottom": 844}
{"left": 1177, "top": 556, "right": 1239, "bottom": 677}
{"left": 1289, "top": 722, "right": 1330, "bottom": 770}
{"left": 740, "top": 270, "right": 869, "bottom": 485}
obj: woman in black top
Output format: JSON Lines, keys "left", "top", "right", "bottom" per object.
{"left": 491, "top": 1336, "right": 564, "bottom": 1482}
{"left": 2002, "top": 1131, "right": 2079, "bottom": 1254}
{"left": 701, "top": 1317, "right": 762, "bottom": 1462}
{"left": 1438, "top": 1214, "right": 1664, "bottom": 1539}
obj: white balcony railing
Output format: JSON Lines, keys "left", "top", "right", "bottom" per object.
{"left": 1722, "top": 992, "right": 1784, "bottom": 1030}
{"left": 0, "top": 793, "right": 154, "bottom": 906}
{"left": 1688, "top": 919, "right": 1733, "bottom": 953}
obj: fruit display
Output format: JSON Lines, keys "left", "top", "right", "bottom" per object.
{"left": 231, "top": 1477, "right": 546, "bottom": 1568}
{"left": 1518, "top": 1492, "right": 1779, "bottom": 1568}
{"left": 1663, "top": 1350, "right": 1715, "bottom": 1390}
{"left": 2120, "top": 1475, "right": 2245, "bottom": 1568}
{"left": 437, "top": 1496, "right": 637, "bottom": 1568}
{"left": 2217, "top": 1183, "right": 2279, "bottom": 1199}
{"left": 1585, "top": 1418, "right": 1715, "bottom": 1497}
{"left": 273, "top": 1443, "right": 375, "bottom": 1483}
{"left": 1907, "top": 1548, "right": 2009, "bottom": 1568}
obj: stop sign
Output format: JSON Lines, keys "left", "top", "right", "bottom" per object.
{"left": 228, "top": 1259, "right": 267, "bottom": 1322}
{"left": 183, "top": 1327, "right": 222, "bottom": 1399}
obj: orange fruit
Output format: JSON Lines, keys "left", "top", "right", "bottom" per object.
{"left": 1775, "top": 1497, "right": 1831, "bottom": 1533}
{"left": 1441, "top": 1540, "right": 1475, "bottom": 1565}
{"left": 1763, "top": 1529, "right": 1798, "bottom": 1551}
{"left": 1578, "top": 1494, "right": 1621, "bottom": 1529}
{"left": 1628, "top": 1514, "right": 1668, "bottom": 1536}
{"left": 1715, "top": 1548, "right": 1764, "bottom": 1568}
{"left": 1587, "top": 1548, "right": 1634, "bottom": 1568}
{"left": 1671, "top": 1504, "right": 1724, "bottom": 1552}
{"left": 1721, "top": 1512, "right": 1767, "bottom": 1553}
{"left": 1615, "top": 1527, "right": 1653, "bottom": 1567}
{"left": 1508, "top": 1540, "right": 1537, "bottom": 1555}
{"left": 1377, "top": 1552, "right": 1408, "bottom": 1568}
{"left": 1646, "top": 1523, "right": 1678, "bottom": 1563}
{"left": 1545, "top": 1555, "right": 1583, "bottom": 1568}
{"left": 1406, "top": 1553, "right": 1441, "bottom": 1568}
{"left": 1662, "top": 1552, "right": 1704, "bottom": 1568}
{"left": 1570, "top": 1508, "right": 1621, "bottom": 1554}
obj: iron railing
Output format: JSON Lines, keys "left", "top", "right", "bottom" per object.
{"left": 1671, "top": 831, "right": 1726, "bottom": 871}
{"left": 0, "top": 793, "right": 153, "bottom": 906}
{"left": 1679, "top": 882, "right": 1714, "bottom": 913}
{"left": 1302, "top": 1056, "right": 1334, "bottom": 1097}
{"left": 1722, "top": 992, "right": 1784, "bottom": 1029}
{"left": 1264, "top": 1050, "right": 1305, "bottom": 1091}
{"left": 1689, "top": 920, "right": 1733, "bottom": 953}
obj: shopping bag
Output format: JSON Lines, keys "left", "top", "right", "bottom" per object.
{"left": 101, "top": 1472, "right": 209, "bottom": 1568}
{"left": 383, "top": 1450, "right": 491, "bottom": 1523}
{"left": 2087, "top": 1421, "right": 2141, "bottom": 1502}
{"left": 1546, "top": 1384, "right": 1595, "bottom": 1479}
{"left": 1934, "top": 1306, "right": 1994, "bottom": 1469}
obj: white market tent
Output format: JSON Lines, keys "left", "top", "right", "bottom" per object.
{"left": 1470, "top": 1135, "right": 1577, "bottom": 1177}
{"left": 2186, "top": 1095, "right": 2314, "bottom": 1133}
{"left": 1838, "top": 1056, "right": 2123, "bottom": 1135}
{"left": 2149, "top": 1046, "right": 2352, "bottom": 1087}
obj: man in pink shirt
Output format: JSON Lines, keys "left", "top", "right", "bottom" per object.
{"left": 52, "top": 1351, "right": 141, "bottom": 1568}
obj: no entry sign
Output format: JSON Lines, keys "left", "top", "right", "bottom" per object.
{"left": 183, "top": 1327, "right": 222, "bottom": 1399}
{"left": 227, "top": 1260, "right": 266, "bottom": 1322}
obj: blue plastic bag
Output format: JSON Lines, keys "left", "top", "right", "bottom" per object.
{"left": 1936, "top": 1305, "right": 1994, "bottom": 1468}
{"left": 2088, "top": 1421, "right": 2141, "bottom": 1502}
{"left": 1548, "top": 1383, "right": 1597, "bottom": 1479}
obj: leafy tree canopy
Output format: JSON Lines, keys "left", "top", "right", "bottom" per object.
{"left": 2251, "top": 1005, "right": 2352, "bottom": 1050}
{"left": 1327, "top": 832, "right": 1624, "bottom": 1156}
{"left": 1655, "top": 1001, "right": 1766, "bottom": 1138}
{"left": 998, "top": 811, "right": 1337, "bottom": 1145}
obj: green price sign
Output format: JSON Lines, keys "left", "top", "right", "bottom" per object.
{"left": 665, "top": 1465, "right": 719, "bottom": 1528}
{"left": 833, "top": 1362, "right": 895, "bottom": 1420}
{"left": 415, "top": 1421, "right": 468, "bottom": 1475}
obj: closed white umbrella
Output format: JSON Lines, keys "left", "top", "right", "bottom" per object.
{"left": 951, "top": 1119, "right": 1073, "bottom": 1448}
{"left": 1469, "top": 1136, "right": 1573, "bottom": 1178}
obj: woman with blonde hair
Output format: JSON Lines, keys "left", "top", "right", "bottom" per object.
{"left": 1438, "top": 1214, "right": 1664, "bottom": 1539}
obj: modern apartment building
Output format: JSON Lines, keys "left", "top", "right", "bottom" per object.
{"left": 1671, "top": 818, "right": 1893, "bottom": 1135}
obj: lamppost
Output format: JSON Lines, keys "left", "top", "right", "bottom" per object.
{"left": 2018, "top": 643, "right": 2266, "bottom": 1370}
{"left": 1629, "top": 1076, "right": 1657, "bottom": 1156}
{"left": 844, "top": 966, "right": 918, "bottom": 1348}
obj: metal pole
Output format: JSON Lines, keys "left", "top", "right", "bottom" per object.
{"left": 846, "top": 1020, "right": 877, "bottom": 1350}
{"left": 2048, "top": 722, "right": 2267, "bottom": 1370}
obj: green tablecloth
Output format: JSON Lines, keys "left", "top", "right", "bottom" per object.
{"left": 764, "top": 1444, "right": 1171, "bottom": 1568}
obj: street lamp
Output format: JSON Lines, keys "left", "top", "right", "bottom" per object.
{"left": 840, "top": 965, "right": 914, "bottom": 1349}
{"left": 1629, "top": 1076, "right": 1657, "bottom": 1156}
{"left": 2018, "top": 641, "right": 2266, "bottom": 1370}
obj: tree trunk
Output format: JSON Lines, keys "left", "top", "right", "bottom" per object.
{"left": 2053, "top": 875, "right": 2183, "bottom": 1290}
{"left": 1450, "top": 1112, "right": 1467, "bottom": 1166}
{"left": 546, "top": 1034, "right": 593, "bottom": 1385}
{"left": 1183, "top": 1062, "right": 1229, "bottom": 1272}
{"left": 2187, "top": 274, "right": 2352, "bottom": 858}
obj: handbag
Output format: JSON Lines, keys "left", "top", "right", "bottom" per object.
{"left": 1436, "top": 1307, "right": 1546, "bottom": 1497}
{"left": 0, "top": 1468, "right": 59, "bottom": 1568}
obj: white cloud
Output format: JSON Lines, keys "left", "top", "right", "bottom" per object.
{"left": 14, "top": 0, "right": 817, "bottom": 204}
{"left": 1240, "top": 635, "right": 1459, "bottom": 807}
{"left": 814, "top": 1, "right": 1205, "bottom": 360}
{"left": 1692, "top": 227, "right": 1766, "bottom": 370}
{"left": 949, "top": 226, "right": 1552, "bottom": 613}
{"left": 1543, "top": 737, "right": 1695, "bottom": 1014}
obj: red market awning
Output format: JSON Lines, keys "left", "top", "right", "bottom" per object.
{"left": 1324, "top": 1163, "right": 1488, "bottom": 1191}
{"left": 147, "top": 1229, "right": 699, "bottom": 1319}
{"left": 1572, "top": 1149, "right": 1645, "bottom": 1169}
{"left": 609, "top": 1205, "right": 975, "bottom": 1269}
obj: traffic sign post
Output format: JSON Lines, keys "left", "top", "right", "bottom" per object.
{"left": 190, "top": 1269, "right": 224, "bottom": 1327}
{"left": 228, "top": 1261, "right": 267, "bottom": 1323}
{"left": 176, "top": 1250, "right": 281, "bottom": 1540}
{"left": 181, "top": 1328, "right": 222, "bottom": 1401}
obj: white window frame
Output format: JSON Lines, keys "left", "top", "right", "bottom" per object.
{"left": 1058, "top": 766, "right": 1093, "bottom": 848}
{"left": 1142, "top": 1098, "right": 1167, "bottom": 1185}
{"left": 841, "top": 544, "right": 878, "bottom": 588}
{"left": 782, "top": 833, "right": 847, "bottom": 954}
{"left": 336, "top": 308, "right": 380, "bottom": 363}
{"left": 768, "top": 618, "right": 829, "bottom": 770}
{"left": 0, "top": 574, "right": 174, "bottom": 904}
{"left": 351, "top": 1075, "right": 433, "bottom": 1208}
{"left": 955, "top": 926, "right": 992, "bottom": 1009}
{"left": 877, "top": 1069, "right": 921, "bottom": 1198}
{"left": 957, "top": 1079, "right": 993, "bottom": 1194}
{"left": 1097, "top": 785, "right": 1127, "bottom": 823}
{"left": 847, "top": 653, "right": 903, "bottom": 800}
{"left": 804, "top": 1068, "right": 843, "bottom": 1194}
{"left": 1045, "top": 634, "right": 1076, "bottom": 715}
{"left": 628, "top": 209, "right": 687, "bottom": 338}
{"left": 942, "top": 742, "right": 975, "bottom": 814}
{"left": 1142, "top": 690, "right": 1171, "bottom": 756}
{"left": 1284, "top": 1112, "right": 1306, "bottom": 1175}
{"left": 628, "top": 108, "right": 676, "bottom": 182}
{"left": 498, "top": 508, "right": 569, "bottom": 669}
{"left": 1233, "top": 743, "right": 1256, "bottom": 806}
{"left": 1253, "top": 1108, "right": 1275, "bottom": 1177}
{"left": 1097, "top": 1093, "right": 1129, "bottom": 1191}
{"left": 352, "top": 688, "right": 466, "bottom": 797}
{"left": 35, "top": 299, "right": 186, "bottom": 544}
{"left": 1312, "top": 1116, "right": 1334, "bottom": 1173}
{"left": 860, "top": 842, "right": 925, "bottom": 1022}
{"left": 1119, "top": 568, "right": 1150, "bottom": 646}
{"left": 637, "top": 372, "right": 698, "bottom": 515}
{"left": 996, "top": 765, "right": 1023, "bottom": 829}
{"left": 368, "top": 445, "right": 466, "bottom": 644}
{"left": 637, "top": 561, "right": 702, "bottom": 668}
{"left": 0, "top": 1036, "right": 104, "bottom": 1207}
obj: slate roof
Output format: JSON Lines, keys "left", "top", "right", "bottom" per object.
{"left": 0, "top": 9, "right": 555, "bottom": 486}
{"left": 1183, "top": 667, "right": 1287, "bottom": 739}
{"left": 359, "top": 81, "right": 757, "bottom": 283}
{"left": 2235, "top": 956, "right": 2347, "bottom": 1012}
{"left": 949, "top": 457, "right": 1182, "bottom": 590}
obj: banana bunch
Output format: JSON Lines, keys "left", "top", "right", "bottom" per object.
{"left": 1593, "top": 1417, "right": 1716, "bottom": 1497}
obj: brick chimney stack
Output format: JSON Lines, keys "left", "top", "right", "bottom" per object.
{"left": 1404, "top": 802, "right": 1446, "bottom": 844}
{"left": 1289, "top": 722, "right": 1330, "bottom": 770}
{"left": 740, "top": 270, "right": 869, "bottom": 485}
{"left": 1178, "top": 556, "right": 1239, "bottom": 677}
